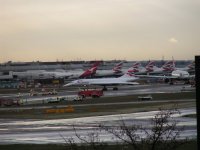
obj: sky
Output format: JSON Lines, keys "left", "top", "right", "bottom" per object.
{"left": 0, "top": 0, "right": 200, "bottom": 62}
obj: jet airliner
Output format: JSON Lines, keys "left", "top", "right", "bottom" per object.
{"left": 64, "top": 72, "right": 139, "bottom": 90}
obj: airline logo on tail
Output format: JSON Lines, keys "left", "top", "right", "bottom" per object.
{"left": 79, "top": 61, "right": 101, "bottom": 78}
{"left": 146, "top": 61, "right": 155, "bottom": 68}
{"left": 187, "top": 61, "right": 195, "bottom": 69}
{"left": 162, "top": 60, "right": 175, "bottom": 71}
{"left": 146, "top": 66, "right": 154, "bottom": 72}
{"left": 145, "top": 61, "right": 155, "bottom": 72}
{"left": 132, "top": 62, "right": 141, "bottom": 68}
{"left": 113, "top": 61, "right": 123, "bottom": 73}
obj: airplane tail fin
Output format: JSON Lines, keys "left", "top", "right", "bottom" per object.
{"left": 187, "top": 61, "right": 195, "bottom": 69}
{"left": 112, "top": 61, "right": 123, "bottom": 73}
{"left": 162, "top": 60, "right": 175, "bottom": 71}
{"left": 126, "top": 62, "right": 142, "bottom": 73}
{"left": 132, "top": 62, "right": 141, "bottom": 68}
{"left": 163, "top": 60, "right": 175, "bottom": 67}
{"left": 145, "top": 61, "right": 155, "bottom": 68}
{"left": 79, "top": 61, "right": 101, "bottom": 78}
{"left": 145, "top": 61, "right": 155, "bottom": 72}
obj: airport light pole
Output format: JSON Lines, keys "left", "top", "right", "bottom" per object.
{"left": 195, "top": 56, "right": 200, "bottom": 149}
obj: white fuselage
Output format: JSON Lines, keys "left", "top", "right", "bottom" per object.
{"left": 65, "top": 74, "right": 139, "bottom": 87}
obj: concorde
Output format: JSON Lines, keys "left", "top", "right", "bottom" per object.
{"left": 64, "top": 72, "right": 139, "bottom": 90}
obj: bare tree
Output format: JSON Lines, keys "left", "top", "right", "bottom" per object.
{"left": 100, "top": 107, "right": 186, "bottom": 150}
{"left": 60, "top": 125, "right": 108, "bottom": 150}
{"left": 141, "top": 107, "right": 186, "bottom": 150}
{"left": 60, "top": 107, "right": 187, "bottom": 150}
{"left": 59, "top": 133, "right": 79, "bottom": 150}
{"left": 99, "top": 119, "right": 141, "bottom": 150}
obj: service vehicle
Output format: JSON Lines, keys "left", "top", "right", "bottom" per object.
{"left": 42, "top": 89, "right": 58, "bottom": 96}
{"left": 46, "top": 97, "right": 60, "bottom": 103}
{"left": 138, "top": 95, "right": 153, "bottom": 101}
{"left": 78, "top": 89, "right": 103, "bottom": 98}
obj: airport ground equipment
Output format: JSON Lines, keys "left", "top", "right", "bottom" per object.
{"left": 30, "top": 88, "right": 58, "bottom": 96}
{"left": 78, "top": 89, "right": 103, "bottom": 98}
{"left": 138, "top": 95, "right": 153, "bottom": 101}
{"left": 0, "top": 98, "right": 20, "bottom": 106}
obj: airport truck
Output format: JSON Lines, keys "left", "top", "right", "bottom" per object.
{"left": 78, "top": 89, "right": 103, "bottom": 98}
{"left": 138, "top": 95, "right": 153, "bottom": 101}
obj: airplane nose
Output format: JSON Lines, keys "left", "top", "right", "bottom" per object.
{"left": 64, "top": 83, "right": 73, "bottom": 87}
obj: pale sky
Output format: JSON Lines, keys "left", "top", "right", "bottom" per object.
{"left": 0, "top": 0, "right": 200, "bottom": 62}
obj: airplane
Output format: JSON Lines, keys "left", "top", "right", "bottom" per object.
{"left": 136, "top": 69, "right": 195, "bottom": 84}
{"left": 143, "top": 60, "right": 175, "bottom": 75}
{"left": 145, "top": 60, "right": 195, "bottom": 76}
{"left": 10, "top": 70, "right": 74, "bottom": 79}
{"left": 9, "top": 61, "right": 101, "bottom": 80}
{"left": 69, "top": 61, "right": 101, "bottom": 79}
{"left": 122, "top": 61, "right": 156, "bottom": 75}
{"left": 11, "top": 70, "right": 52, "bottom": 79}
{"left": 0, "top": 71, "right": 13, "bottom": 80}
{"left": 171, "top": 70, "right": 195, "bottom": 79}
{"left": 64, "top": 72, "right": 139, "bottom": 91}
{"left": 171, "top": 61, "right": 195, "bottom": 72}
{"left": 162, "top": 69, "right": 195, "bottom": 84}
{"left": 94, "top": 61, "right": 124, "bottom": 78}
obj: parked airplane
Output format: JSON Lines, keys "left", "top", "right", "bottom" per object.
{"left": 69, "top": 61, "right": 101, "bottom": 79}
{"left": 94, "top": 61, "right": 124, "bottom": 78}
{"left": 123, "top": 61, "right": 156, "bottom": 75}
{"left": 144, "top": 60, "right": 175, "bottom": 75}
{"left": 0, "top": 71, "right": 13, "bottom": 80}
{"left": 64, "top": 72, "right": 139, "bottom": 90}
{"left": 136, "top": 69, "right": 195, "bottom": 84}
{"left": 146, "top": 60, "right": 195, "bottom": 76}
{"left": 9, "top": 61, "right": 101, "bottom": 80}
{"left": 11, "top": 69, "right": 93, "bottom": 80}
{"left": 11, "top": 70, "right": 54, "bottom": 79}
{"left": 171, "top": 61, "right": 195, "bottom": 72}
{"left": 163, "top": 69, "right": 195, "bottom": 84}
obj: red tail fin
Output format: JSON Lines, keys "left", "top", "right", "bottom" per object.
{"left": 113, "top": 61, "right": 123, "bottom": 73}
{"left": 162, "top": 60, "right": 175, "bottom": 71}
{"left": 79, "top": 61, "right": 101, "bottom": 78}
{"left": 132, "top": 62, "right": 141, "bottom": 68}
{"left": 145, "top": 61, "right": 155, "bottom": 72}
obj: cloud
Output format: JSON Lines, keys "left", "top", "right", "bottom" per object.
{"left": 169, "top": 38, "right": 178, "bottom": 43}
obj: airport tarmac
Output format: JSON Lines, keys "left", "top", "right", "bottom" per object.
{"left": 0, "top": 83, "right": 196, "bottom": 144}
{"left": 0, "top": 107, "right": 196, "bottom": 144}
{"left": 0, "top": 84, "right": 193, "bottom": 106}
